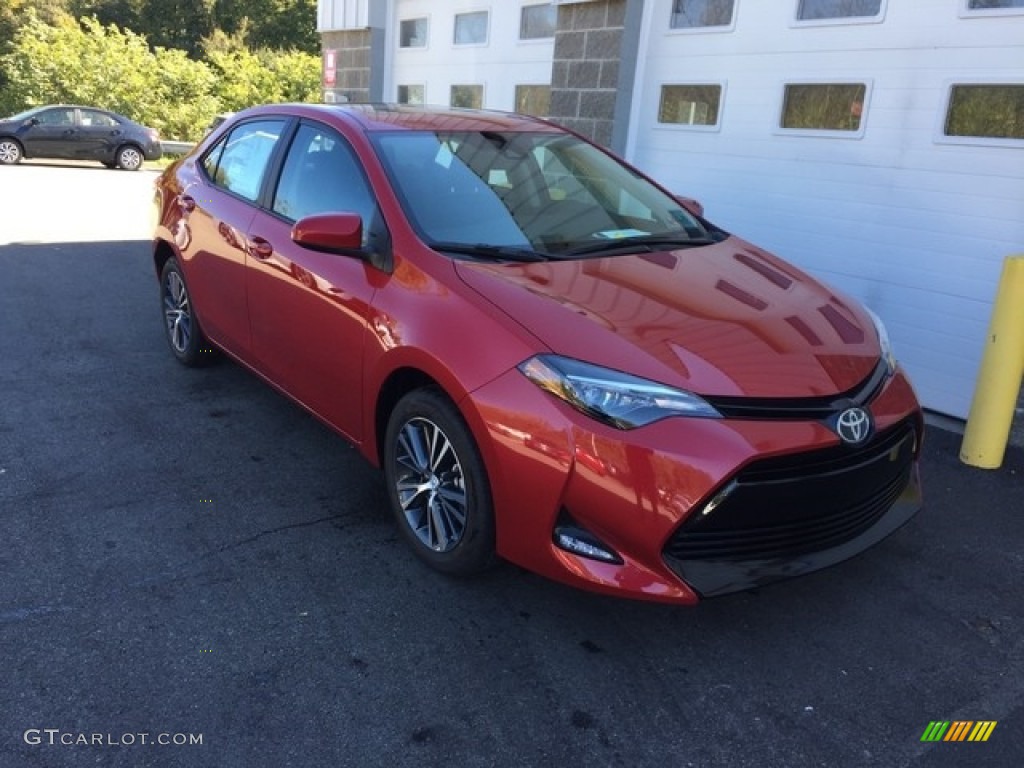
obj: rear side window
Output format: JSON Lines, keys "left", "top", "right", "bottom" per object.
{"left": 202, "top": 119, "right": 286, "bottom": 202}
{"left": 80, "top": 110, "right": 118, "bottom": 128}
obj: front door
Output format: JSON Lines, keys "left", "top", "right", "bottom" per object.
{"left": 22, "top": 107, "right": 77, "bottom": 159}
{"left": 245, "top": 121, "right": 386, "bottom": 443}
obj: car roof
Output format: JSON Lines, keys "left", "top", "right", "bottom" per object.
{"left": 20, "top": 104, "right": 128, "bottom": 119}
{"left": 232, "top": 103, "right": 562, "bottom": 134}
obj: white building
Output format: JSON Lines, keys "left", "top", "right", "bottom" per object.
{"left": 318, "top": 0, "right": 1024, "bottom": 421}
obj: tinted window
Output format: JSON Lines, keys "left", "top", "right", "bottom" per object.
{"left": 520, "top": 4, "right": 557, "bottom": 39}
{"left": 397, "top": 84, "right": 425, "bottom": 105}
{"left": 80, "top": 110, "right": 119, "bottom": 128}
{"left": 516, "top": 85, "right": 551, "bottom": 117}
{"left": 204, "top": 120, "right": 286, "bottom": 202}
{"left": 797, "top": 0, "right": 882, "bottom": 19}
{"left": 659, "top": 85, "right": 723, "bottom": 125}
{"left": 400, "top": 18, "right": 428, "bottom": 47}
{"left": 945, "top": 84, "right": 1024, "bottom": 139}
{"left": 967, "top": 0, "right": 1024, "bottom": 7}
{"left": 272, "top": 123, "right": 377, "bottom": 228}
{"left": 451, "top": 85, "right": 484, "bottom": 109}
{"left": 781, "top": 83, "right": 866, "bottom": 131}
{"left": 37, "top": 108, "right": 75, "bottom": 126}
{"left": 670, "top": 0, "right": 735, "bottom": 28}
{"left": 454, "top": 11, "right": 488, "bottom": 44}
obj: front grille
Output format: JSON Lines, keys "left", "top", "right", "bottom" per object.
{"left": 664, "top": 420, "right": 916, "bottom": 563}
{"left": 704, "top": 360, "right": 888, "bottom": 420}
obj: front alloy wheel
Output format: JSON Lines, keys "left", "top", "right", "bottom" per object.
{"left": 0, "top": 139, "right": 22, "bottom": 165}
{"left": 116, "top": 145, "right": 143, "bottom": 170}
{"left": 384, "top": 389, "right": 495, "bottom": 574}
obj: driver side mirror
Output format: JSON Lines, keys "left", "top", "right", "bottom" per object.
{"left": 674, "top": 195, "right": 704, "bottom": 218}
{"left": 292, "top": 212, "right": 364, "bottom": 256}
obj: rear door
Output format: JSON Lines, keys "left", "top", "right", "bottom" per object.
{"left": 245, "top": 120, "right": 386, "bottom": 442}
{"left": 75, "top": 109, "right": 122, "bottom": 162}
{"left": 178, "top": 118, "right": 289, "bottom": 360}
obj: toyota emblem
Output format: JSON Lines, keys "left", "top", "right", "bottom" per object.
{"left": 835, "top": 407, "right": 872, "bottom": 445}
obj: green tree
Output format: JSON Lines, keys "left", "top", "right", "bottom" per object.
{"left": 206, "top": 45, "right": 320, "bottom": 112}
{"left": 70, "top": 0, "right": 317, "bottom": 56}
{"left": 212, "top": 0, "right": 318, "bottom": 54}
{"left": 0, "top": 12, "right": 219, "bottom": 139}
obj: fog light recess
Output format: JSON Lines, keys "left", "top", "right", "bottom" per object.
{"left": 553, "top": 525, "right": 623, "bottom": 564}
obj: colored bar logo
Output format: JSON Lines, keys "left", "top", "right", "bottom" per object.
{"left": 921, "top": 721, "right": 996, "bottom": 742}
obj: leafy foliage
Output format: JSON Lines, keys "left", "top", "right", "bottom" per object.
{"left": 0, "top": 4, "right": 321, "bottom": 141}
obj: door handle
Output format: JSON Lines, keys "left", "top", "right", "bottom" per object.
{"left": 248, "top": 236, "right": 273, "bottom": 260}
{"left": 177, "top": 195, "right": 196, "bottom": 213}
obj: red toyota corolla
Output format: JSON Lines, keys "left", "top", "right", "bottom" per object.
{"left": 152, "top": 104, "right": 923, "bottom": 604}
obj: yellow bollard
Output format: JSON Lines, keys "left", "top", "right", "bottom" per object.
{"left": 960, "top": 255, "right": 1024, "bottom": 469}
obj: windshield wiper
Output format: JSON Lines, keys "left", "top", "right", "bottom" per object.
{"left": 429, "top": 241, "right": 552, "bottom": 262}
{"left": 561, "top": 234, "right": 717, "bottom": 258}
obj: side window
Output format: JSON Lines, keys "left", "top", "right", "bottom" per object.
{"left": 670, "top": 0, "right": 736, "bottom": 29}
{"left": 37, "top": 108, "right": 75, "bottom": 126}
{"left": 81, "top": 111, "right": 118, "bottom": 128}
{"left": 203, "top": 119, "right": 285, "bottom": 202}
{"left": 272, "top": 123, "right": 379, "bottom": 243}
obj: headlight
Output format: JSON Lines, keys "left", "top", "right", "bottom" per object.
{"left": 865, "top": 308, "right": 897, "bottom": 376}
{"left": 518, "top": 355, "right": 721, "bottom": 429}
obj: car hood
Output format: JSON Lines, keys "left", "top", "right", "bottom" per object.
{"left": 455, "top": 237, "right": 881, "bottom": 398}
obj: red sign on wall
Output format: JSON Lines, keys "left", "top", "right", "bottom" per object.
{"left": 323, "top": 49, "right": 337, "bottom": 87}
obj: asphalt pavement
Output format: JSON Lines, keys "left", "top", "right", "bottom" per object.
{"left": 1, "top": 161, "right": 1022, "bottom": 767}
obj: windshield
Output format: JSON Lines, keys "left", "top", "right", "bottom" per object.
{"left": 4, "top": 107, "right": 46, "bottom": 122}
{"left": 371, "top": 130, "right": 709, "bottom": 258}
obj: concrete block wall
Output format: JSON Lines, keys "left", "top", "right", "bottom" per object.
{"left": 321, "top": 29, "right": 372, "bottom": 103}
{"left": 549, "top": 0, "right": 627, "bottom": 148}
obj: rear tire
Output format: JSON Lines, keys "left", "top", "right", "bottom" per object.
{"left": 384, "top": 389, "right": 496, "bottom": 575}
{"left": 0, "top": 138, "right": 22, "bottom": 165}
{"left": 159, "top": 258, "right": 216, "bottom": 367}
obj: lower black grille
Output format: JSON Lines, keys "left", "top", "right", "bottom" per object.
{"left": 664, "top": 420, "right": 916, "bottom": 564}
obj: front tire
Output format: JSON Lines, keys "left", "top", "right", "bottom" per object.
{"left": 384, "top": 389, "right": 496, "bottom": 575}
{"left": 0, "top": 138, "right": 23, "bottom": 165}
{"left": 160, "top": 257, "right": 215, "bottom": 367}
{"left": 116, "top": 145, "right": 143, "bottom": 170}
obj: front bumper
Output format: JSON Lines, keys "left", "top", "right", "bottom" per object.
{"left": 466, "top": 365, "right": 923, "bottom": 604}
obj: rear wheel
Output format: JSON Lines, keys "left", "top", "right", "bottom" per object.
{"left": 0, "top": 138, "right": 22, "bottom": 165}
{"left": 160, "top": 258, "right": 216, "bottom": 366}
{"left": 116, "top": 145, "right": 143, "bottom": 170}
{"left": 384, "top": 389, "right": 496, "bottom": 575}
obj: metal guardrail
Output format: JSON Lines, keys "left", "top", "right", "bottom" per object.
{"left": 160, "top": 140, "right": 195, "bottom": 155}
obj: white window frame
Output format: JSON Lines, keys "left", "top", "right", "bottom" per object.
{"left": 774, "top": 79, "right": 873, "bottom": 139}
{"left": 654, "top": 81, "right": 727, "bottom": 133}
{"left": 934, "top": 78, "right": 1024, "bottom": 148}
{"left": 959, "top": 0, "right": 1024, "bottom": 18}
{"left": 791, "top": 0, "right": 888, "bottom": 28}
{"left": 454, "top": 9, "right": 491, "bottom": 47}
{"left": 398, "top": 16, "right": 430, "bottom": 49}
{"left": 666, "top": 0, "right": 739, "bottom": 35}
